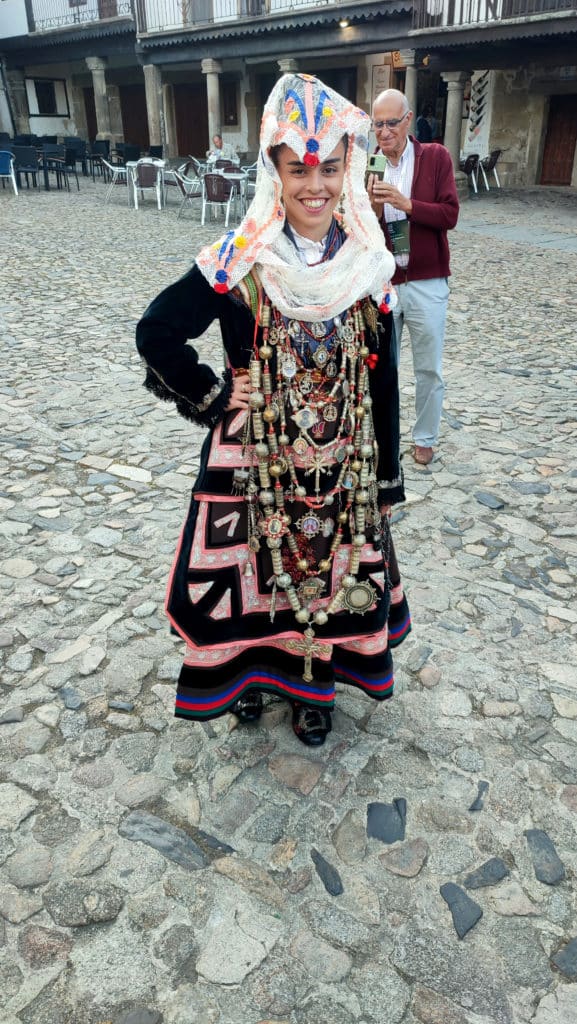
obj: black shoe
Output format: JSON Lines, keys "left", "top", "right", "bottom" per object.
{"left": 291, "top": 702, "right": 332, "bottom": 747}
{"left": 232, "top": 691, "right": 263, "bottom": 723}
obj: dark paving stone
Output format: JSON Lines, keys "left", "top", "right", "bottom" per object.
{"left": 310, "top": 848, "right": 344, "bottom": 896}
{"left": 524, "top": 828, "right": 566, "bottom": 885}
{"left": 189, "top": 827, "right": 234, "bottom": 857}
{"left": 0, "top": 707, "right": 25, "bottom": 724}
{"left": 440, "top": 883, "right": 483, "bottom": 939}
{"left": 550, "top": 936, "right": 577, "bottom": 979}
{"left": 108, "top": 700, "right": 135, "bottom": 712}
{"left": 463, "top": 857, "right": 510, "bottom": 890}
{"left": 468, "top": 780, "right": 489, "bottom": 812}
{"left": 474, "top": 491, "right": 506, "bottom": 510}
{"left": 509, "top": 481, "right": 551, "bottom": 495}
{"left": 367, "top": 799, "right": 406, "bottom": 844}
{"left": 60, "top": 687, "right": 83, "bottom": 710}
{"left": 502, "top": 570, "right": 532, "bottom": 589}
{"left": 119, "top": 811, "right": 208, "bottom": 870}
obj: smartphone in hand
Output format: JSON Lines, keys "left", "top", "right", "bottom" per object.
{"left": 367, "top": 153, "right": 388, "bottom": 180}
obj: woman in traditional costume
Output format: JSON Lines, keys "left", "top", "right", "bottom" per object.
{"left": 136, "top": 74, "right": 411, "bottom": 746}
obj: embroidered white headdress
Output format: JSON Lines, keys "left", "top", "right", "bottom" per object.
{"left": 196, "top": 73, "right": 395, "bottom": 321}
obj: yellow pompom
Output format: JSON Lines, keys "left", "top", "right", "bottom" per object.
{"left": 323, "top": 106, "right": 333, "bottom": 117}
{"left": 235, "top": 235, "right": 247, "bottom": 249}
{"left": 288, "top": 110, "right": 300, "bottom": 122}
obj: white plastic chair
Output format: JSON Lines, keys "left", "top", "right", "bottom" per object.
{"left": 0, "top": 150, "right": 18, "bottom": 195}
{"left": 479, "top": 150, "right": 502, "bottom": 190}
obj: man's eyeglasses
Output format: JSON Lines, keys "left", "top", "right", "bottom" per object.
{"left": 372, "top": 113, "right": 409, "bottom": 131}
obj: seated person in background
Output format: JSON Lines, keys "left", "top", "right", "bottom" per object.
{"left": 206, "top": 133, "right": 239, "bottom": 164}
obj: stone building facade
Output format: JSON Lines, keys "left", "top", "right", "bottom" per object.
{"left": 1, "top": 0, "right": 576, "bottom": 187}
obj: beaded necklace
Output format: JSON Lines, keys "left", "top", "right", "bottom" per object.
{"left": 235, "top": 292, "right": 386, "bottom": 682}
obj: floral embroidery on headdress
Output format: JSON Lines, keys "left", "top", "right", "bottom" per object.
{"left": 196, "top": 73, "right": 395, "bottom": 321}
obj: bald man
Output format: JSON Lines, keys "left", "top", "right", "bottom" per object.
{"left": 367, "top": 89, "right": 459, "bottom": 465}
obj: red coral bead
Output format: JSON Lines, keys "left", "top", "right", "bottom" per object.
{"left": 303, "top": 152, "right": 319, "bottom": 167}
{"left": 214, "top": 282, "right": 229, "bottom": 294}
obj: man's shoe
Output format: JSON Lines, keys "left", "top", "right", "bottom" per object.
{"left": 291, "top": 703, "right": 332, "bottom": 747}
{"left": 232, "top": 691, "right": 263, "bottom": 723}
{"left": 412, "top": 445, "right": 434, "bottom": 465}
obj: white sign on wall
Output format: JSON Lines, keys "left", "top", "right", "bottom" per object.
{"left": 462, "top": 70, "right": 495, "bottom": 158}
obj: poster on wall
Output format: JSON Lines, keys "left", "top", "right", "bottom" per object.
{"left": 462, "top": 70, "right": 495, "bottom": 158}
{"left": 371, "top": 64, "right": 390, "bottom": 104}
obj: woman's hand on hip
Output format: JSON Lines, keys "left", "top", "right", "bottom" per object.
{"left": 226, "top": 375, "right": 251, "bottom": 412}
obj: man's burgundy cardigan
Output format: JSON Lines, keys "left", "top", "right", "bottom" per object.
{"left": 378, "top": 136, "right": 459, "bottom": 287}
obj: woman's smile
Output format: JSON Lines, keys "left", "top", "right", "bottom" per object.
{"left": 274, "top": 140, "right": 346, "bottom": 241}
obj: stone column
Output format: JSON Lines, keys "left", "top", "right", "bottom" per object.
{"left": 441, "top": 71, "right": 468, "bottom": 170}
{"left": 86, "top": 56, "right": 111, "bottom": 140}
{"left": 106, "top": 84, "right": 124, "bottom": 146}
{"left": 69, "top": 76, "right": 89, "bottom": 140}
{"left": 201, "top": 58, "right": 222, "bottom": 148}
{"left": 4, "top": 68, "right": 29, "bottom": 135}
{"left": 277, "top": 58, "right": 298, "bottom": 76}
{"left": 441, "top": 71, "right": 469, "bottom": 198}
{"left": 163, "top": 82, "right": 178, "bottom": 158}
{"left": 244, "top": 86, "right": 259, "bottom": 158}
{"left": 399, "top": 50, "right": 417, "bottom": 116}
{"left": 143, "top": 63, "right": 163, "bottom": 148}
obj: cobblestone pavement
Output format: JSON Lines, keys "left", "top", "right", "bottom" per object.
{"left": 1, "top": 178, "right": 576, "bottom": 1024}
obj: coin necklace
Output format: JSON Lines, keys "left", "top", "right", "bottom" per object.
{"left": 240, "top": 294, "right": 382, "bottom": 680}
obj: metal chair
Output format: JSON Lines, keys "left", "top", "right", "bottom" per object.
{"left": 173, "top": 166, "right": 202, "bottom": 219}
{"left": 242, "top": 163, "right": 257, "bottom": 204}
{"left": 100, "top": 157, "right": 129, "bottom": 203}
{"left": 0, "top": 150, "right": 18, "bottom": 195}
{"left": 480, "top": 149, "right": 502, "bottom": 190}
{"left": 122, "top": 143, "right": 141, "bottom": 163}
{"left": 459, "top": 153, "right": 480, "bottom": 194}
{"left": 88, "top": 140, "right": 110, "bottom": 180}
{"left": 129, "top": 158, "right": 165, "bottom": 210}
{"left": 64, "top": 138, "right": 88, "bottom": 176}
{"left": 201, "top": 172, "right": 235, "bottom": 226}
{"left": 10, "top": 146, "right": 41, "bottom": 188}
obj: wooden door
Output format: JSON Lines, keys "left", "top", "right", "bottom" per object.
{"left": 173, "top": 83, "right": 208, "bottom": 159}
{"left": 84, "top": 87, "right": 97, "bottom": 142}
{"left": 541, "top": 95, "right": 577, "bottom": 186}
{"left": 119, "top": 84, "right": 149, "bottom": 150}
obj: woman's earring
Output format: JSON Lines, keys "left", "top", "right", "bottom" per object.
{"left": 337, "top": 193, "right": 346, "bottom": 227}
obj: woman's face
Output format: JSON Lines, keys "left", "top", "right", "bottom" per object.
{"left": 275, "top": 140, "right": 346, "bottom": 242}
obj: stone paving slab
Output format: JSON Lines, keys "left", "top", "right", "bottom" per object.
{"left": 0, "top": 178, "right": 576, "bottom": 1024}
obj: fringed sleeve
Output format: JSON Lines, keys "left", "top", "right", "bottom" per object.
{"left": 136, "top": 264, "right": 234, "bottom": 428}
{"left": 368, "top": 307, "right": 405, "bottom": 507}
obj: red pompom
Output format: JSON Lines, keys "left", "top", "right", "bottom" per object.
{"left": 303, "top": 152, "right": 319, "bottom": 167}
{"left": 214, "top": 282, "right": 229, "bottom": 294}
{"left": 378, "top": 301, "right": 389, "bottom": 314}
{"left": 366, "top": 354, "right": 379, "bottom": 370}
